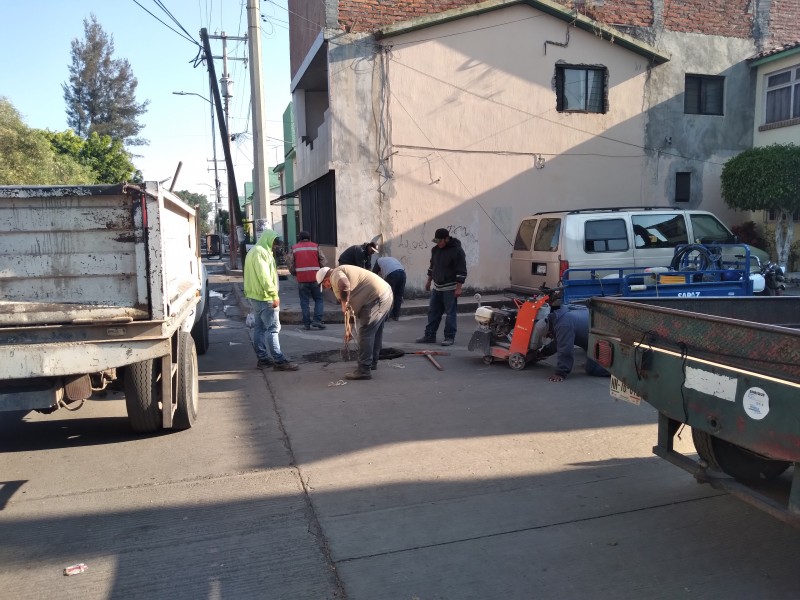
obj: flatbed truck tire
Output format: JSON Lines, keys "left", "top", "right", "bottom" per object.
{"left": 173, "top": 331, "right": 199, "bottom": 430}
{"left": 192, "top": 290, "right": 210, "bottom": 355}
{"left": 692, "top": 429, "right": 790, "bottom": 484}
{"left": 124, "top": 358, "right": 162, "bottom": 433}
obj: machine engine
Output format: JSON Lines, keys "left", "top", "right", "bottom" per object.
{"left": 474, "top": 306, "right": 519, "bottom": 339}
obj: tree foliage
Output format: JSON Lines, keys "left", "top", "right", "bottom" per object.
{"left": 175, "top": 190, "right": 213, "bottom": 235}
{"left": 0, "top": 97, "right": 96, "bottom": 185}
{"left": 47, "top": 129, "right": 136, "bottom": 183}
{"left": 62, "top": 14, "right": 149, "bottom": 146}
{"left": 721, "top": 144, "right": 800, "bottom": 266}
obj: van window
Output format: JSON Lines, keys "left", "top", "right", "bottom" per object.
{"left": 514, "top": 219, "right": 538, "bottom": 251}
{"left": 584, "top": 219, "right": 628, "bottom": 252}
{"left": 690, "top": 213, "right": 735, "bottom": 244}
{"left": 533, "top": 218, "right": 561, "bottom": 251}
{"left": 630, "top": 214, "right": 688, "bottom": 248}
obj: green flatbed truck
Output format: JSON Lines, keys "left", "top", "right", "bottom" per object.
{"left": 588, "top": 296, "right": 800, "bottom": 525}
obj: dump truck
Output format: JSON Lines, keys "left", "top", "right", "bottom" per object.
{"left": 0, "top": 182, "right": 206, "bottom": 433}
{"left": 588, "top": 296, "right": 800, "bottom": 524}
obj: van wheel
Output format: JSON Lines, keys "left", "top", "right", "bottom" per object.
{"left": 508, "top": 352, "right": 526, "bottom": 370}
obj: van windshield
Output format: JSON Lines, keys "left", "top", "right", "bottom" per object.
{"left": 631, "top": 214, "right": 688, "bottom": 248}
{"left": 533, "top": 219, "right": 561, "bottom": 252}
{"left": 690, "top": 214, "right": 736, "bottom": 244}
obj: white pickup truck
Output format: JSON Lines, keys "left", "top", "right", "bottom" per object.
{"left": 0, "top": 182, "right": 209, "bottom": 433}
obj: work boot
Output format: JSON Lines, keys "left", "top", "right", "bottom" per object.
{"left": 441, "top": 338, "right": 454, "bottom": 346}
{"left": 415, "top": 335, "right": 436, "bottom": 343}
{"left": 303, "top": 324, "right": 311, "bottom": 330}
{"left": 256, "top": 359, "right": 274, "bottom": 370}
{"left": 345, "top": 370, "right": 372, "bottom": 380}
{"left": 311, "top": 321, "right": 326, "bottom": 329}
{"left": 370, "top": 361, "right": 378, "bottom": 371}
{"left": 274, "top": 361, "right": 299, "bottom": 372}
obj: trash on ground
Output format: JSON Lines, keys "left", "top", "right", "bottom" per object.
{"left": 64, "top": 563, "right": 88, "bottom": 576}
{"left": 228, "top": 342, "right": 242, "bottom": 346}
{"left": 245, "top": 312, "right": 254, "bottom": 328}
{"left": 328, "top": 380, "right": 348, "bottom": 386}
{"left": 392, "top": 363, "right": 406, "bottom": 369}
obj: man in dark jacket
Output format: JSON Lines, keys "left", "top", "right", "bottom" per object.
{"left": 416, "top": 228, "right": 468, "bottom": 346}
{"left": 338, "top": 242, "right": 378, "bottom": 270}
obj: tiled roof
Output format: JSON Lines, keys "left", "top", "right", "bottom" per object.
{"left": 750, "top": 40, "right": 800, "bottom": 61}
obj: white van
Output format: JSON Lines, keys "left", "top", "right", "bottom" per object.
{"left": 510, "top": 208, "right": 768, "bottom": 292}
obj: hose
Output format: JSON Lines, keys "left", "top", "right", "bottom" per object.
{"left": 669, "top": 244, "right": 720, "bottom": 272}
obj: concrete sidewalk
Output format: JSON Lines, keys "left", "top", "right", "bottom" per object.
{"left": 207, "top": 256, "right": 800, "bottom": 325}
{"left": 208, "top": 258, "right": 511, "bottom": 325}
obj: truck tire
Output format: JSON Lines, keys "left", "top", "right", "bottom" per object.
{"left": 174, "top": 331, "right": 199, "bottom": 430}
{"left": 124, "top": 359, "right": 162, "bottom": 433}
{"left": 192, "top": 305, "right": 210, "bottom": 355}
{"left": 192, "top": 290, "right": 210, "bottom": 355}
{"left": 692, "top": 429, "right": 790, "bottom": 483}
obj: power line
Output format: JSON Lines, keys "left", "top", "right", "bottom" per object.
{"left": 130, "top": 0, "right": 200, "bottom": 46}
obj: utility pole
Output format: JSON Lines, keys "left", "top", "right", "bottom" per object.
{"left": 201, "top": 28, "right": 248, "bottom": 270}
{"left": 206, "top": 30, "right": 247, "bottom": 269}
{"left": 208, "top": 79, "right": 223, "bottom": 239}
{"left": 247, "top": 0, "right": 269, "bottom": 231}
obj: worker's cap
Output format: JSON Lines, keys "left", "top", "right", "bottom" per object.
{"left": 432, "top": 228, "right": 450, "bottom": 243}
{"left": 298, "top": 231, "right": 311, "bottom": 240}
{"left": 316, "top": 266, "right": 331, "bottom": 289}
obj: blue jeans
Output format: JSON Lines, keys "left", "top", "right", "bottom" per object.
{"left": 356, "top": 289, "right": 393, "bottom": 374}
{"left": 424, "top": 288, "right": 458, "bottom": 341}
{"left": 384, "top": 270, "right": 406, "bottom": 319}
{"left": 250, "top": 299, "right": 288, "bottom": 364}
{"left": 298, "top": 281, "right": 324, "bottom": 326}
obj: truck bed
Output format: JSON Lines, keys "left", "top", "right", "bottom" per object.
{"left": 0, "top": 183, "right": 200, "bottom": 328}
{"left": 589, "top": 296, "right": 800, "bottom": 384}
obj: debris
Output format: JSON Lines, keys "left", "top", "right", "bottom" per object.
{"left": 228, "top": 342, "right": 242, "bottom": 346}
{"left": 392, "top": 363, "right": 406, "bottom": 369}
{"left": 64, "top": 563, "right": 88, "bottom": 576}
{"left": 328, "top": 380, "right": 348, "bottom": 387}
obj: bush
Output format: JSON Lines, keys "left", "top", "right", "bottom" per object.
{"left": 730, "top": 221, "right": 767, "bottom": 250}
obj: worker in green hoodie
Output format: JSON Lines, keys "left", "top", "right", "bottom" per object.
{"left": 244, "top": 229, "right": 299, "bottom": 371}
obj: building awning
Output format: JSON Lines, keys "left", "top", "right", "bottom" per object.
{"left": 270, "top": 190, "right": 299, "bottom": 205}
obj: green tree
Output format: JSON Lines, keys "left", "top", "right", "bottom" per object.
{"left": 47, "top": 129, "right": 136, "bottom": 183}
{"left": 0, "top": 97, "right": 96, "bottom": 184}
{"left": 62, "top": 14, "right": 149, "bottom": 146}
{"left": 721, "top": 144, "right": 800, "bottom": 268}
{"left": 217, "top": 210, "right": 230, "bottom": 237}
{"left": 175, "top": 190, "right": 213, "bottom": 235}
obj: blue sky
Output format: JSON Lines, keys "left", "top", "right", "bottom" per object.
{"left": 1, "top": 0, "right": 291, "bottom": 201}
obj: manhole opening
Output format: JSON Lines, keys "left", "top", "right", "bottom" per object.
{"left": 302, "top": 347, "right": 405, "bottom": 364}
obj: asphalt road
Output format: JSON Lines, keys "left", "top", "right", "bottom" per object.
{"left": 1, "top": 273, "right": 799, "bottom": 599}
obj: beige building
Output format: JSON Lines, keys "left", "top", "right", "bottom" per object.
{"left": 750, "top": 41, "right": 800, "bottom": 260}
{"left": 288, "top": 0, "right": 799, "bottom": 291}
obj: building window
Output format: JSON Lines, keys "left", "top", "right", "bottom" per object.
{"left": 767, "top": 209, "right": 800, "bottom": 222}
{"left": 765, "top": 66, "right": 800, "bottom": 124}
{"left": 675, "top": 172, "right": 691, "bottom": 203}
{"left": 684, "top": 75, "right": 724, "bottom": 115}
{"left": 555, "top": 65, "right": 607, "bottom": 113}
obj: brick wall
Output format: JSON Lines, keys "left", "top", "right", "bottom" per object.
{"left": 768, "top": 0, "right": 800, "bottom": 46}
{"left": 334, "top": 0, "right": 796, "bottom": 42}
{"left": 289, "top": 0, "right": 328, "bottom": 76}
{"left": 661, "top": 0, "right": 752, "bottom": 38}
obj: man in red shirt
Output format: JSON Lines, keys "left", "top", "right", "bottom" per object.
{"left": 288, "top": 231, "right": 327, "bottom": 330}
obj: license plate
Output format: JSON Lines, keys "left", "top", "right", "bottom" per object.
{"left": 610, "top": 375, "right": 642, "bottom": 405}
